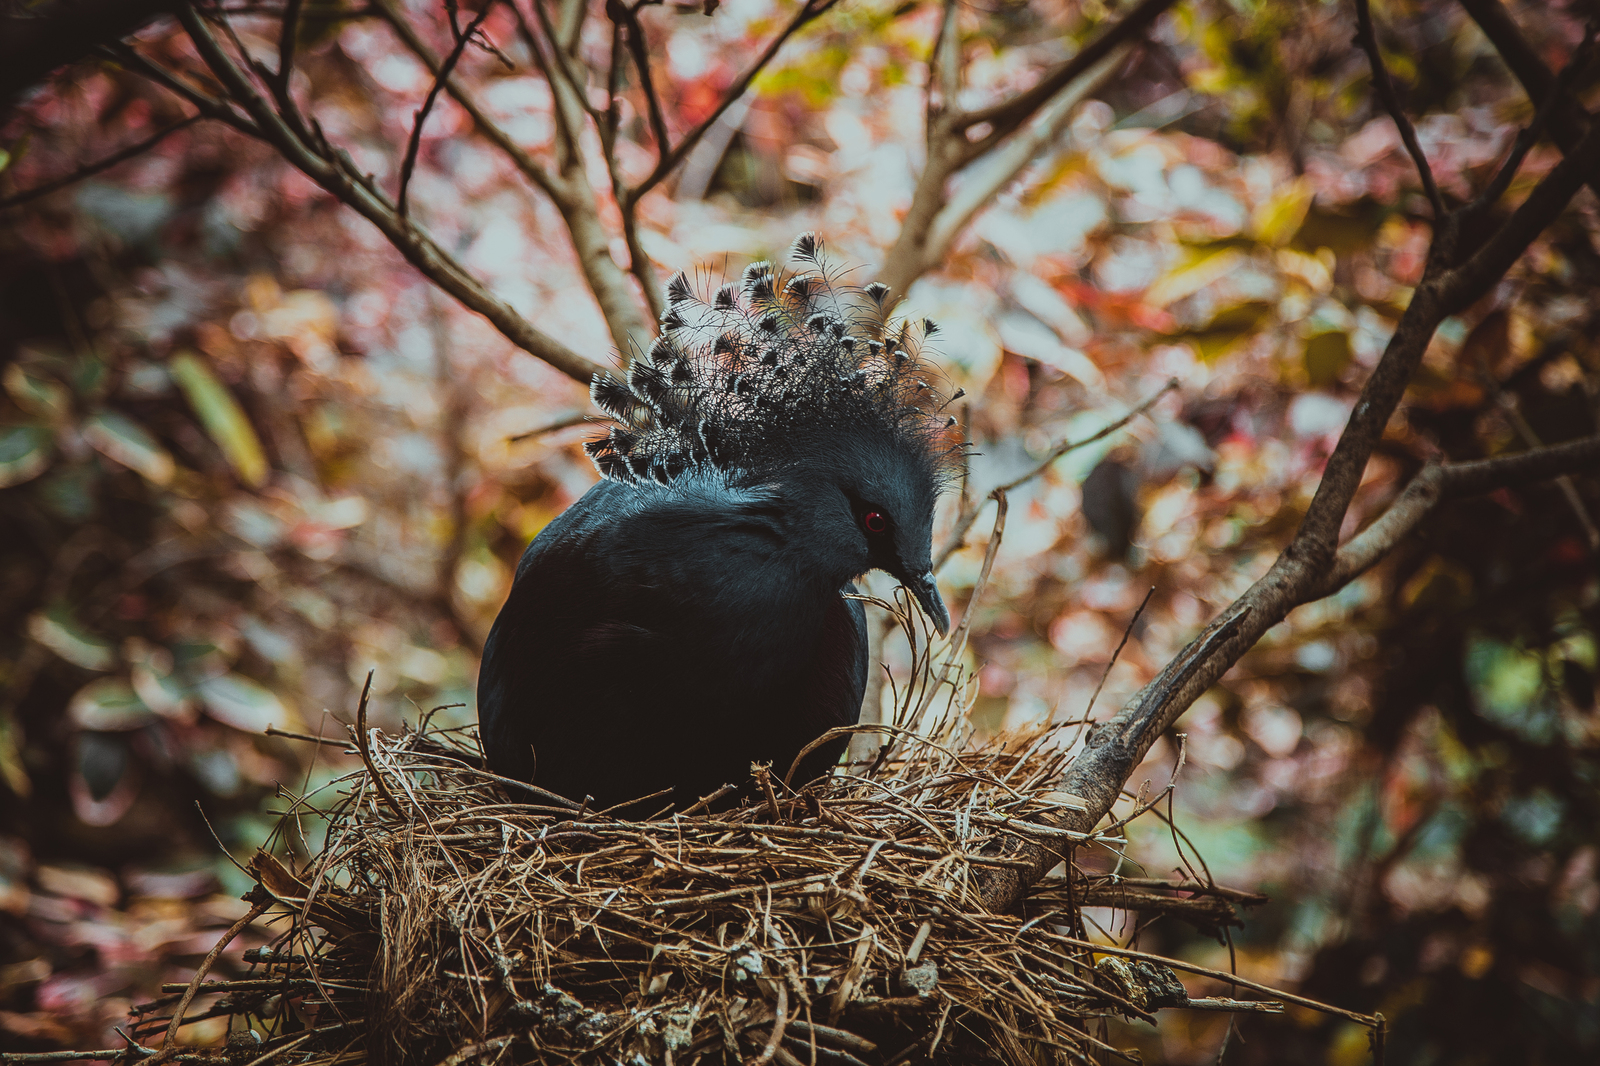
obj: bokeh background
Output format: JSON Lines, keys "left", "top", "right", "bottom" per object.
{"left": 2, "top": 0, "right": 1598, "bottom": 1062}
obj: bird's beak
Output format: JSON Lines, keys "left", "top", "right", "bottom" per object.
{"left": 907, "top": 569, "right": 950, "bottom": 636}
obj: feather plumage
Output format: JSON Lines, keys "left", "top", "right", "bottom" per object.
{"left": 582, "top": 239, "right": 958, "bottom": 490}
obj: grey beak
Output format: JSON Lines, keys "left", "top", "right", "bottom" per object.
{"left": 908, "top": 569, "right": 950, "bottom": 636}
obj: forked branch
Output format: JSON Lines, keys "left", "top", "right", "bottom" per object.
{"left": 974, "top": 6, "right": 1600, "bottom": 912}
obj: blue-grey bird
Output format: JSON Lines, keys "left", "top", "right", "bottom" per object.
{"left": 477, "top": 235, "right": 957, "bottom": 810}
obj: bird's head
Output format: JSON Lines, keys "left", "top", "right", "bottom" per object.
{"left": 582, "top": 232, "right": 964, "bottom": 633}
{"left": 793, "top": 428, "right": 950, "bottom": 635}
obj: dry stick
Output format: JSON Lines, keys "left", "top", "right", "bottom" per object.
{"left": 507, "top": 411, "right": 589, "bottom": 442}
{"left": 755, "top": 981, "right": 791, "bottom": 1066}
{"left": 171, "top": 5, "right": 604, "bottom": 384}
{"left": 1100, "top": 734, "right": 1186, "bottom": 837}
{"left": 934, "top": 379, "right": 1177, "bottom": 571}
{"left": 1353, "top": 0, "right": 1445, "bottom": 218}
{"left": 1042, "top": 934, "right": 1378, "bottom": 1027}
{"left": 910, "top": 491, "right": 1008, "bottom": 726}
{"left": 238, "top": 1030, "right": 319, "bottom": 1066}
{"left": 626, "top": 0, "right": 839, "bottom": 203}
{"left": 161, "top": 897, "right": 273, "bottom": 1053}
{"left": 1080, "top": 585, "right": 1156, "bottom": 723}
{"left": 1183, "top": 998, "right": 1284, "bottom": 1014}
{"left": 352, "top": 670, "right": 402, "bottom": 814}
{"left": 0, "top": 116, "right": 204, "bottom": 210}
{"left": 398, "top": 0, "right": 495, "bottom": 217}
{"left": 0, "top": 1054, "right": 144, "bottom": 1064}
{"left": 430, "top": 1036, "right": 514, "bottom": 1066}
{"left": 973, "top": 102, "right": 1600, "bottom": 919}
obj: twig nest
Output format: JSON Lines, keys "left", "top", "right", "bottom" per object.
{"left": 137, "top": 721, "right": 1262, "bottom": 1065}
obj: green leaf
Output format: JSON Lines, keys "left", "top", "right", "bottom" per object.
{"left": 1175, "top": 301, "right": 1275, "bottom": 362}
{"left": 0, "top": 425, "right": 52, "bottom": 488}
{"left": 169, "top": 350, "right": 268, "bottom": 487}
{"left": 28, "top": 607, "right": 116, "bottom": 671}
{"left": 3, "top": 362, "right": 70, "bottom": 420}
{"left": 127, "top": 640, "right": 197, "bottom": 718}
{"left": 197, "top": 673, "right": 287, "bottom": 733}
{"left": 69, "top": 678, "right": 156, "bottom": 730}
{"left": 1143, "top": 247, "right": 1247, "bottom": 308}
{"left": 1252, "top": 176, "right": 1315, "bottom": 247}
{"left": 73, "top": 354, "right": 110, "bottom": 401}
{"left": 82, "top": 410, "right": 175, "bottom": 485}
{"left": 1303, "top": 331, "right": 1352, "bottom": 388}
{"left": 0, "top": 710, "right": 30, "bottom": 798}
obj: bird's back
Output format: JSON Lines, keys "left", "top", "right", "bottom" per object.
{"left": 479, "top": 233, "right": 954, "bottom": 810}
{"left": 478, "top": 475, "right": 867, "bottom": 809}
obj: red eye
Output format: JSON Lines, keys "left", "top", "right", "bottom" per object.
{"left": 863, "top": 511, "right": 887, "bottom": 534}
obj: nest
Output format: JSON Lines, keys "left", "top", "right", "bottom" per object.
{"left": 94, "top": 587, "right": 1332, "bottom": 1066}
{"left": 122, "top": 704, "right": 1286, "bottom": 1066}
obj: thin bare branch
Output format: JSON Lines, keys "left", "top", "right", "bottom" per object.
{"left": 613, "top": 2, "right": 670, "bottom": 162}
{"left": 374, "top": 0, "right": 560, "bottom": 197}
{"left": 627, "top": 0, "right": 837, "bottom": 204}
{"left": 920, "top": 45, "right": 1127, "bottom": 280}
{"left": 507, "top": 0, "right": 656, "bottom": 351}
{"left": 954, "top": 0, "right": 1176, "bottom": 141}
{"left": 101, "top": 42, "right": 262, "bottom": 135}
{"left": 558, "top": 0, "right": 588, "bottom": 55}
{"left": 1081, "top": 585, "right": 1155, "bottom": 722}
{"left": 0, "top": 115, "right": 202, "bottom": 210}
{"left": 934, "top": 378, "right": 1177, "bottom": 571}
{"left": 1437, "top": 434, "right": 1600, "bottom": 498}
{"left": 973, "top": 101, "right": 1600, "bottom": 912}
{"left": 1459, "top": 0, "right": 1600, "bottom": 199}
{"left": 507, "top": 411, "right": 589, "bottom": 442}
{"left": 1353, "top": 0, "right": 1446, "bottom": 218}
{"left": 398, "top": 0, "right": 496, "bottom": 217}
{"left": 931, "top": 0, "right": 961, "bottom": 116}
{"left": 174, "top": 3, "right": 605, "bottom": 383}
{"left": 519, "top": 0, "right": 600, "bottom": 154}
{"left": 275, "top": 0, "right": 305, "bottom": 95}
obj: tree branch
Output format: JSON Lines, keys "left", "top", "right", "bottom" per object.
{"left": 1, "top": 0, "right": 174, "bottom": 106}
{"left": 610, "top": 0, "right": 670, "bottom": 163}
{"left": 511, "top": 0, "right": 656, "bottom": 354}
{"left": 973, "top": 90, "right": 1600, "bottom": 914}
{"left": 397, "top": 0, "right": 495, "bottom": 217}
{"left": 953, "top": 0, "right": 1177, "bottom": 142}
{"left": 273, "top": 0, "right": 303, "bottom": 99}
{"left": 930, "top": 0, "right": 960, "bottom": 118}
{"left": 1323, "top": 434, "right": 1600, "bottom": 590}
{"left": 1458, "top": 0, "right": 1600, "bottom": 198}
{"left": 879, "top": 1, "right": 1163, "bottom": 302}
{"left": 0, "top": 114, "right": 201, "bottom": 209}
{"left": 374, "top": 0, "right": 560, "bottom": 198}
{"left": 1353, "top": 0, "right": 1445, "bottom": 218}
{"left": 172, "top": 2, "right": 605, "bottom": 383}
{"left": 919, "top": 45, "right": 1127, "bottom": 284}
{"left": 625, "top": 0, "right": 836, "bottom": 204}
{"left": 102, "top": 41, "right": 262, "bottom": 134}
{"left": 934, "top": 379, "right": 1177, "bottom": 571}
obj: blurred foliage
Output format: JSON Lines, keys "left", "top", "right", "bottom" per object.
{"left": 1, "top": 0, "right": 1597, "bottom": 1062}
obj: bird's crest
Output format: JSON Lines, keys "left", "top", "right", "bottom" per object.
{"left": 584, "top": 234, "right": 961, "bottom": 487}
